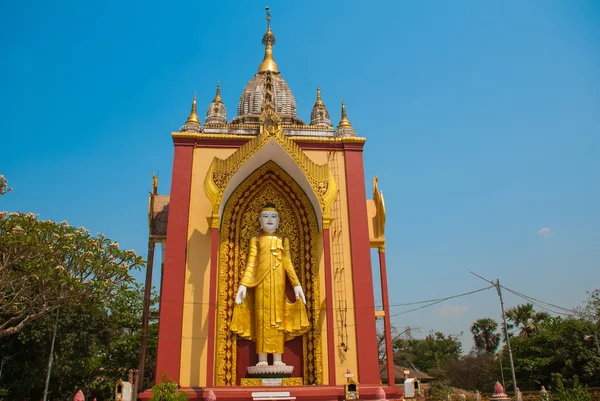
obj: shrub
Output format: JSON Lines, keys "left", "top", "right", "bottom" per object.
{"left": 150, "top": 375, "right": 188, "bottom": 401}
{"left": 549, "top": 375, "right": 590, "bottom": 401}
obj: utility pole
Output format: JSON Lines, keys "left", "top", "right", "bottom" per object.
{"left": 471, "top": 272, "right": 518, "bottom": 396}
{"left": 138, "top": 238, "right": 155, "bottom": 393}
{"left": 43, "top": 309, "right": 60, "bottom": 401}
{"left": 139, "top": 175, "right": 158, "bottom": 392}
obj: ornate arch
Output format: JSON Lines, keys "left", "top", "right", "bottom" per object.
{"left": 203, "top": 112, "right": 338, "bottom": 230}
{"left": 215, "top": 161, "right": 322, "bottom": 386}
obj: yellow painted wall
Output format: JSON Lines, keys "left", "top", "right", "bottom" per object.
{"left": 305, "top": 149, "right": 359, "bottom": 385}
{"left": 179, "top": 147, "right": 236, "bottom": 387}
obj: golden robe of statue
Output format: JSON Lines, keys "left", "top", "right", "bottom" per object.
{"left": 230, "top": 232, "right": 310, "bottom": 354}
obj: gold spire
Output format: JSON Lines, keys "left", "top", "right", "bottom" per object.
{"left": 186, "top": 94, "right": 200, "bottom": 125}
{"left": 338, "top": 101, "right": 353, "bottom": 128}
{"left": 258, "top": 6, "right": 279, "bottom": 73}
{"left": 213, "top": 83, "right": 223, "bottom": 104}
{"left": 316, "top": 87, "right": 323, "bottom": 105}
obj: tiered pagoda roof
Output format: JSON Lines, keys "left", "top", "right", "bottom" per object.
{"left": 179, "top": 6, "right": 357, "bottom": 139}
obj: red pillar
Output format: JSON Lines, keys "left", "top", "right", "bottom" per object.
{"left": 379, "top": 247, "right": 395, "bottom": 386}
{"left": 205, "top": 226, "right": 219, "bottom": 386}
{"left": 343, "top": 143, "right": 380, "bottom": 384}
{"left": 155, "top": 142, "right": 194, "bottom": 383}
{"left": 322, "top": 227, "right": 337, "bottom": 385}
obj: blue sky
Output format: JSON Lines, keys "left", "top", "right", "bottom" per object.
{"left": 1, "top": 0, "right": 599, "bottom": 352}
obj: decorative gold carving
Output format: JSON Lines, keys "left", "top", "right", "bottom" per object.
{"left": 215, "top": 162, "right": 322, "bottom": 386}
{"left": 202, "top": 106, "right": 339, "bottom": 224}
{"left": 283, "top": 377, "right": 304, "bottom": 386}
{"left": 287, "top": 135, "right": 364, "bottom": 142}
{"left": 210, "top": 213, "right": 220, "bottom": 229}
{"left": 372, "top": 176, "right": 386, "bottom": 238}
{"left": 322, "top": 217, "right": 334, "bottom": 230}
{"left": 369, "top": 177, "right": 386, "bottom": 249}
{"left": 240, "top": 378, "right": 263, "bottom": 387}
{"left": 240, "top": 377, "right": 304, "bottom": 386}
{"left": 171, "top": 131, "right": 365, "bottom": 142}
{"left": 367, "top": 176, "right": 385, "bottom": 252}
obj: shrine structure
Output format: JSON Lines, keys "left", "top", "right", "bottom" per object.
{"left": 142, "top": 7, "right": 397, "bottom": 401}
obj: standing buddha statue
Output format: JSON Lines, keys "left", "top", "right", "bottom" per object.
{"left": 230, "top": 202, "right": 310, "bottom": 367}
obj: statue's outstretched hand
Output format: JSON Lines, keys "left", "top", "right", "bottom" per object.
{"left": 294, "top": 285, "right": 307, "bottom": 305}
{"left": 235, "top": 285, "right": 247, "bottom": 304}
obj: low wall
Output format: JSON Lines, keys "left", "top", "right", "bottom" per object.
{"left": 423, "top": 387, "right": 600, "bottom": 401}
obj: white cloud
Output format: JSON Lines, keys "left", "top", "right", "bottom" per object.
{"left": 437, "top": 304, "right": 468, "bottom": 318}
{"left": 538, "top": 227, "right": 551, "bottom": 237}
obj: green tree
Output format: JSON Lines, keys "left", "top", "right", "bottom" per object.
{"left": 445, "top": 353, "right": 500, "bottom": 392}
{"left": 471, "top": 318, "right": 500, "bottom": 354}
{"left": 425, "top": 378, "right": 453, "bottom": 401}
{"left": 377, "top": 326, "right": 415, "bottom": 365}
{"left": 96, "top": 282, "right": 159, "bottom": 392}
{"left": 0, "top": 211, "right": 144, "bottom": 337}
{"left": 504, "top": 303, "right": 550, "bottom": 338}
{"left": 0, "top": 283, "right": 158, "bottom": 400}
{"left": 393, "top": 331, "right": 462, "bottom": 373}
{"left": 507, "top": 316, "right": 600, "bottom": 390}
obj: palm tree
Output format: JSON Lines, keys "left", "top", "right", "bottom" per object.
{"left": 470, "top": 318, "right": 500, "bottom": 354}
{"left": 504, "top": 303, "right": 550, "bottom": 337}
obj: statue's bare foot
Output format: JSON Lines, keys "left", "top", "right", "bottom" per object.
{"left": 256, "top": 361, "right": 268, "bottom": 367}
{"left": 273, "top": 361, "right": 286, "bottom": 366}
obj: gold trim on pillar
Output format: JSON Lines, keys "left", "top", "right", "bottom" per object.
{"left": 215, "top": 161, "right": 323, "bottom": 386}
{"left": 210, "top": 213, "right": 220, "bottom": 229}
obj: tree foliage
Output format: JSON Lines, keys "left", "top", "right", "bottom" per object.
{"left": 0, "top": 174, "right": 11, "bottom": 196}
{"left": 507, "top": 316, "right": 600, "bottom": 390}
{"left": 577, "top": 290, "right": 600, "bottom": 324}
{"left": 150, "top": 375, "right": 188, "bottom": 401}
{"left": 393, "top": 331, "right": 462, "bottom": 373}
{"left": 549, "top": 375, "right": 590, "bottom": 401}
{"left": 377, "top": 325, "right": 415, "bottom": 366}
{"left": 504, "top": 303, "right": 550, "bottom": 338}
{"left": 471, "top": 318, "right": 500, "bottom": 354}
{"left": 445, "top": 353, "right": 500, "bottom": 393}
{"left": 0, "top": 211, "right": 144, "bottom": 337}
{"left": 425, "top": 377, "right": 453, "bottom": 401}
{"left": 0, "top": 282, "right": 158, "bottom": 400}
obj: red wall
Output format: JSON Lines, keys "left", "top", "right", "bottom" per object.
{"left": 343, "top": 143, "right": 380, "bottom": 384}
{"left": 155, "top": 141, "right": 194, "bottom": 383}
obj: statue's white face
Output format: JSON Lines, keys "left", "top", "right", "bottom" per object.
{"left": 260, "top": 210, "right": 279, "bottom": 233}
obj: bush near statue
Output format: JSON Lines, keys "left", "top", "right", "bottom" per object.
{"left": 230, "top": 203, "right": 310, "bottom": 367}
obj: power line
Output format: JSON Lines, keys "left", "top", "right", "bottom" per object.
{"left": 390, "top": 285, "right": 494, "bottom": 318}
{"left": 499, "top": 285, "right": 581, "bottom": 316}
{"left": 158, "top": 285, "right": 495, "bottom": 313}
